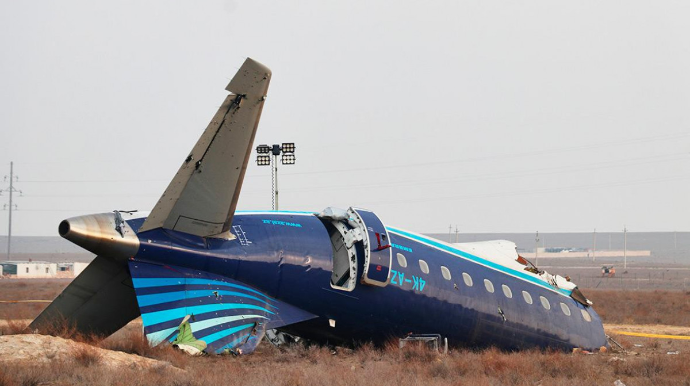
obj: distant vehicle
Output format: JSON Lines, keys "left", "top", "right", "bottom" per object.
{"left": 30, "top": 58, "right": 608, "bottom": 355}
{"left": 602, "top": 266, "right": 616, "bottom": 277}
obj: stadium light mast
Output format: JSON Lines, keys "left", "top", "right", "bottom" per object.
{"left": 255, "top": 143, "right": 296, "bottom": 210}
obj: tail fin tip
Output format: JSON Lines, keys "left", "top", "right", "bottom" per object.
{"left": 226, "top": 58, "right": 272, "bottom": 96}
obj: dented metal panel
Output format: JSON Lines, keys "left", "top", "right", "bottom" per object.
{"left": 138, "top": 58, "right": 271, "bottom": 238}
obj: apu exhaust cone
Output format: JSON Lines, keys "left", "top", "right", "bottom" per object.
{"left": 59, "top": 212, "right": 139, "bottom": 261}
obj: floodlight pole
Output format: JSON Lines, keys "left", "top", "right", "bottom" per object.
{"left": 256, "top": 143, "right": 295, "bottom": 211}
{"left": 273, "top": 153, "right": 279, "bottom": 210}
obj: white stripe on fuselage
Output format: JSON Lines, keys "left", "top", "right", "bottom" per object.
{"left": 386, "top": 226, "right": 572, "bottom": 299}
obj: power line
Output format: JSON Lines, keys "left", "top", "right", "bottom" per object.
{"left": 19, "top": 174, "right": 271, "bottom": 183}
{"left": 14, "top": 151, "right": 689, "bottom": 199}
{"left": 279, "top": 151, "right": 689, "bottom": 193}
{"left": 278, "top": 131, "right": 690, "bottom": 177}
{"left": 21, "top": 194, "right": 158, "bottom": 198}
{"left": 14, "top": 209, "right": 108, "bottom": 212}
{"left": 357, "top": 173, "right": 690, "bottom": 206}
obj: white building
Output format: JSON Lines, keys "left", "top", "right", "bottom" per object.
{"left": 1, "top": 261, "right": 58, "bottom": 278}
{"left": 57, "top": 262, "right": 89, "bottom": 277}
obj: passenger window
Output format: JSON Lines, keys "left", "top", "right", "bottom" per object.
{"left": 484, "top": 279, "right": 494, "bottom": 293}
{"left": 581, "top": 309, "right": 592, "bottom": 322}
{"left": 462, "top": 272, "right": 473, "bottom": 287}
{"left": 560, "top": 303, "right": 571, "bottom": 316}
{"left": 419, "top": 259, "right": 429, "bottom": 274}
{"left": 501, "top": 284, "right": 512, "bottom": 298}
{"left": 540, "top": 296, "right": 551, "bottom": 310}
{"left": 440, "top": 266, "right": 451, "bottom": 280}
{"left": 522, "top": 291, "right": 533, "bottom": 304}
{"left": 396, "top": 253, "right": 407, "bottom": 268}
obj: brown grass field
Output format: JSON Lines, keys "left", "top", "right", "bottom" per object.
{"left": 1, "top": 279, "right": 690, "bottom": 386}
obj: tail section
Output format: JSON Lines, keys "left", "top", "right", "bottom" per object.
{"left": 31, "top": 59, "right": 273, "bottom": 344}
{"left": 129, "top": 261, "right": 316, "bottom": 354}
{"left": 138, "top": 58, "right": 272, "bottom": 238}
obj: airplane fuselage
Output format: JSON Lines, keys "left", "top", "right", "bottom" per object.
{"left": 129, "top": 211, "right": 607, "bottom": 351}
{"left": 31, "top": 59, "right": 607, "bottom": 354}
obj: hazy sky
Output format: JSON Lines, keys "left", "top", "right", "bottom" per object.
{"left": 1, "top": 1, "right": 689, "bottom": 236}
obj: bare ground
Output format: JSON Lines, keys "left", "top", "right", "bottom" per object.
{"left": 2, "top": 279, "right": 690, "bottom": 385}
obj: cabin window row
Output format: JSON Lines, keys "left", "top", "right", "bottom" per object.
{"left": 398, "top": 254, "right": 592, "bottom": 323}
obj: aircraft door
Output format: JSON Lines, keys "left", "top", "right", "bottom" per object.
{"left": 349, "top": 208, "right": 392, "bottom": 287}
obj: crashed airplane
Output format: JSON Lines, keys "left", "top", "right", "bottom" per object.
{"left": 31, "top": 58, "right": 608, "bottom": 354}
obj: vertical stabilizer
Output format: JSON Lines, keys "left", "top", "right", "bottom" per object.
{"left": 138, "top": 58, "right": 271, "bottom": 238}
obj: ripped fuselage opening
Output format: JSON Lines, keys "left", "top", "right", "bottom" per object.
{"left": 322, "top": 220, "right": 361, "bottom": 291}
{"left": 317, "top": 208, "right": 365, "bottom": 292}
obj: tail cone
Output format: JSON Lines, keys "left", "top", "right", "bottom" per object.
{"left": 59, "top": 213, "right": 139, "bottom": 261}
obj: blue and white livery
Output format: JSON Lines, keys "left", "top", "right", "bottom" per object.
{"left": 30, "top": 58, "right": 607, "bottom": 354}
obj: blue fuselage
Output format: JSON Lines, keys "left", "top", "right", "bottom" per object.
{"left": 129, "top": 211, "right": 607, "bottom": 351}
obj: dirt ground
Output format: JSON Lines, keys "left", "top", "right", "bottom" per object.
{"left": 540, "top": 256, "right": 690, "bottom": 291}
{"left": 2, "top": 278, "right": 690, "bottom": 385}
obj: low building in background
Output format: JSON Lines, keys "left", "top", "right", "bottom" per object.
{"left": 1, "top": 261, "right": 58, "bottom": 278}
{"left": 56, "top": 262, "right": 88, "bottom": 278}
{"left": 520, "top": 248, "right": 651, "bottom": 259}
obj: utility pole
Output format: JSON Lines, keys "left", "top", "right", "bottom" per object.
{"left": 535, "top": 231, "right": 540, "bottom": 267}
{"left": 455, "top": 225, "right": 459, "bottom": 243}
{"left": 1, "top": 162, "right": 22, "bottom": 261}
{"left": 448, "top": 224, "right": 452, "bottom": 243}
{"left": 623, "top": 225, "right": 627, "bottom": 270}
{"left": 609, "top": 234, "right": 612, "bottom": 250}
{"left": 592, "top": 228, "right": 596, "bottom": 262}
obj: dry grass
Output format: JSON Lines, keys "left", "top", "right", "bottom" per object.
{"left": 71, "top": 344, "right": 103, "bottom": 367}
{"left": 0, "top": 278, "right": 71, "bottom": 320}
{"left": 588, "top": 289, "right": 690, "bottom": 325}
{"left": 99, "top": 323, "right": 191, "bottom": 369}
{"left": 4, "top": 340, "right": 690, "bottom": 386}
{"left": 0, "top": 319, "right": 29, "bottom": 335}
{"left": 3, "top": 280, "right": 690, "bottom": 385}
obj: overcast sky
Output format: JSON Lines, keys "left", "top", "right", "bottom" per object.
{"left": 1, "top": 1, "right": 689, "bottom": 236}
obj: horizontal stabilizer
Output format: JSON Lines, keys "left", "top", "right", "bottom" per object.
{"left": 29, "top": 256, "right": 140, "bottom": 336}
{"left": 129, "top": 261, "right": 316, "bottom": 354}
{"left": 138, "top": 58, "right": 272, "bottom": 238}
